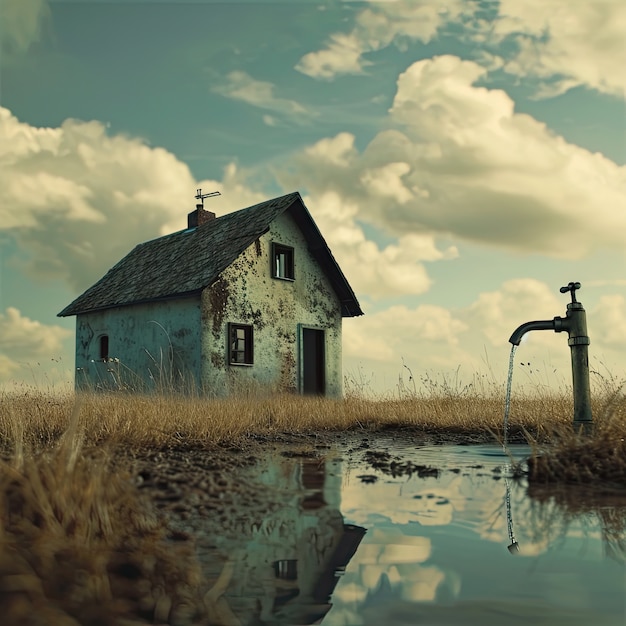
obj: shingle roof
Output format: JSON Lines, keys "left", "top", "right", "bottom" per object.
{"left": 58, "top": 192, "right": 363, "bottom": 318}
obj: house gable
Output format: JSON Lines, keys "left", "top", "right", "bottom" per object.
{"left": 200, "top": 210, "right": 345, "bottom": 395}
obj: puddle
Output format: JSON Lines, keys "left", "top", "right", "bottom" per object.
{"left": 193, "top": 440, "right": 625, "bottom": 626}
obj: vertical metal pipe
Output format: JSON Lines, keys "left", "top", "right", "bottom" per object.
{"left": 566, "top": 303, "right": 593, "bottom": 431}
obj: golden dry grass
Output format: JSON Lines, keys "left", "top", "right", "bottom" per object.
{"left": 0, "top": 386, "right": 602, "bottom": 451}
{"left": 526, "top": 415, "right": 626, "bottom": 487}
{"left": 1, "top": 381, "right": 624, "bottom": 477}
{"left": 2, "top": 381, "right": 624, "bottom": 487}
{"left": 0, "top": 424, "right": 208, "bottom": 624}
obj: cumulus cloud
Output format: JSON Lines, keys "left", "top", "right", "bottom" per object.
{"left": 302, "top": 190, "right": 457, "bottom": 300}
{"left": 492, "top": 0, "right": 626, "bottom": 98}
{"left": 466, "top": 278, "right": 563, "bottom": 349}
{"left": 283, "top": 56, "right": 626, "bottom": 258}
{"left": 212, "top": 71, "right": 314, "bottom": 123}
{"left": 343, "top": 303, "right": 468, "bottom": 372}
{"left": 0, "top": 307, "right": 71, "bottom": 378}
{"left": 295, "top": 0, "right": 466, "bottom": 79}
{"left": 590, "top": 295, "right": 626, "bottom": 349}
{"left": 342, "top": 276, "right": 626, "bottom": 395}
{"left": 296, "top": 32, "right": 367, "bottom": 80}
{"left": 296, "top": 0, "right": 625, "bottom": 96}
{"left": 340, "top": 278, "right": 611, "bottom": 394}
{"left": 0, "top": 107, "right": 265, "bottom": 293}
{"left": 0, "top": 0, "right": 50, "bottom": 56}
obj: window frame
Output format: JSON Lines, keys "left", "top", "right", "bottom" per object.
{"left": 271, "top": 243, "right": 295, "bottom": 281}
{"left": 228, "top": 323, "right": 254, "bottom": 366}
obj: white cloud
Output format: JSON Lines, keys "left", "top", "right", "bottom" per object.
{"left": 0, "top": 0, "right": 50, "bottom": 55}
{"left": 296, "top": 0, "right": 625, "bottom": 96}
{"left": 0, "top": 107, "right": 265, "bottom": 293}
{"left": 0, "top": 307, "right": 71, "bottom": 378}
{"left": 341, "top": 278, "right": 616, "bottom": 395}
{"left": 295, "top": 32, "right": 369, "bottom": 80}
{"left": 304, "top": 132, "right": 357, "bottom": 168}
{"left": 262, "top": 115, "right": 277, "bottom": 127}
{"left": 296, "top": 0, "right": 626, "bottom": 98}
{"left": 466, "top": 278, "right": 563, "bottom": 348}
{"left": 343, "top": 304, "right": 468, "bottom": 365}
{"left": 212, "top": 71, "right": 313, "bottom": 122}
{"left": 283, "top": 56, "right": 626, "bottom": 259}
{"left": 493, "top": 0, "right": 626, "bottom": 98}
{"left": 295, "top": 0, "right": 467, "bottom": 79}
{"left": 590, "top": 295, "right": 626, "bottom": 349}
{"left": 302, "top": 190, "right": 457, "bottom": 300}
{"left": 360, "top": 162, "right": 414, "bottom": 204}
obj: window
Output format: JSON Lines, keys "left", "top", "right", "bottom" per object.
{"left": 99, "top": 335, "right": 109, "bottom": 360}
{"left": 229, "top": 324, "right": 253, "bottom": 365}
{"left": 273, "top": 559, "right": 298, "bottom": 580}
{"left": 272, "top": 243, "right": 294, "bottom": 280}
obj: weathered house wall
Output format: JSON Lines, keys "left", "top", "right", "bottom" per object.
{"left": 201, "top": 211, "right": 343, "bottom": 396}
{"left": 67, "top": 195, "right": 356, "bottom": 398}
{"left": 74, "top": 298, "right": 201, "bottom": 391}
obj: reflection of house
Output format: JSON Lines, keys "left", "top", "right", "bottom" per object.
{"left": 223, "top": 456, "right": 366, "bottom": 625}
{"left": 58, "top": 192, "right": 362, "bottom": 396}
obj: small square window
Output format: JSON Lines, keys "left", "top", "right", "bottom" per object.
{"left": 229, "top": 323, "right": 253, "bottom": 365}
{"left": 272, "top": 243, "right": 294, "bottom": 280}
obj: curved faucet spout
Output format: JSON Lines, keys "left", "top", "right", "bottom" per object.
{"left": 506, "top": 282, "right": 592, "bottom": 429}
{"left": 509, "top": 319, "right": 560, "bottom": 346}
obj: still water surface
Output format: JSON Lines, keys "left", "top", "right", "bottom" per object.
{"left": 204, "top": 440, "right": 625, "bottom": 626}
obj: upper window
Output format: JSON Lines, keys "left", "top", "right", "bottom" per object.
{"left": 99, "top": 335, "right": 109, "bottom": 360}
{"left": 229, "top": 323, "right": 253, "bottom": 365}
{"left": 272, "top": 243, "right": 294, "bottom": 280}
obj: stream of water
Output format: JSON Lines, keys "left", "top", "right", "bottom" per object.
{"left": 503, "top": 344, "right": 517, "bottom": 449}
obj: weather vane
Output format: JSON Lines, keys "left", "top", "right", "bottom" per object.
{"left": 195, "top": 188, "right": 221, "bottom": 207}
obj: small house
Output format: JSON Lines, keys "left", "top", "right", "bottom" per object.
{"left": 58, "top": 192, "right": 363, "bottom": 396}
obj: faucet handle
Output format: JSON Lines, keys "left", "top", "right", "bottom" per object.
{"left": 560, "top": 281, "right": 581, "bottom": 303}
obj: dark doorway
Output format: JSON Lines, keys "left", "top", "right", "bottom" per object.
{"left": 302, "top": 328, "right": 325, "bottom": 395}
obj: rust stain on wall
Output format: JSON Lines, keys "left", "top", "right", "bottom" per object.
{"left": 211, "top": 351, "right": 225, "bottom": 368}
{"left": 207, "top": 276, "right": 231, "bottom": 334}
{"left": 279, "top": 349, "right": 297, "bottom": 393}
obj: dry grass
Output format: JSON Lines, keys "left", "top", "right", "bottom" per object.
{"left": 526, "top": 413, "right": 626, "bottom": 488}
{"left": 2, "top": 380, "right": 625, "bottom": 489}
{"left": 0, "top": 417, "right": 209, "bottom": 624}
{"left": 0, "top": 386, "right": 593, "bottom": 452}
{"left": 1, "top": 376, "right": 624, "bottom": 463}
{"left": 521, "top": 370, "right": 626, "bottom": 488}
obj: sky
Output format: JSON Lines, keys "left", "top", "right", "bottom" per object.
{"left": 0, "top": 0, "right": 625, "bottom": 396}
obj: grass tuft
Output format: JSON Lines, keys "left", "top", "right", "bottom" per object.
{"left": 526, "top": 400, "right": 626, "bottom": 488}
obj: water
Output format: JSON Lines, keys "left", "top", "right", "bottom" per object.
{"left": 503, "top": 344, "right": 517, "bottom": 448}
{"left": 190, "top": 439, "right": 625, "bottom": 626}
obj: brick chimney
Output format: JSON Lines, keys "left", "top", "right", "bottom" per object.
{"left": 187, "top": 204, "right": 216, "bottom": 229}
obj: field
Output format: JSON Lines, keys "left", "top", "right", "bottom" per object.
{"left": 1, "top": 381, "right": 624, "bottom": 624}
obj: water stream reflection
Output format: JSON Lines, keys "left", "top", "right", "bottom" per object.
{"left": 198, "top": 441, "right": 625, "bottom": 626}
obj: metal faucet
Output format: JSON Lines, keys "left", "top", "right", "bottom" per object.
{"left": 508, "top": 282, "right": 592, "bottom": 430}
